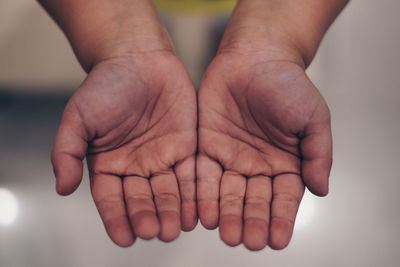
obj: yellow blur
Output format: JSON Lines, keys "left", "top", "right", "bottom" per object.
{"left": 153, "top": 0, "right": 237, "bottom": 14}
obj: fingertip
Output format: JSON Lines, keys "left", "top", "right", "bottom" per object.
{"left": 55, "top": 180, "right": 78, "bottom": 196}
{"left": 158, "top": 211, "right": 181, "bottom": 242}
{"left": 181, "top": 206, "right": 198, "bottom": 232}
{"left": 243, "top": 219, "right": 268, "bottom": 251}
{"left": 303, "top": 172, "right": 329, "bottom": 197}
{"left": 181, "top": 221, "right": 198, "bottom": 232}
{"left": 219, "top": 216, "right": 242, "bottom": 247}
{"left": 104, "top": 217, "right": 136, "bottom": 248}
{"left": 200, "top": 219, "right": 218, "bottom": 230}
{"left": 111, "top": 231, "right": 136, "bottom": 248}
{"left": 307, "top": 183, "right": 329, "bottom": 197}
{"left": 302, "top": 158, "right": 331, "bottom": 197}
{"left": 244, "top": 239, "right": 267, "bottom": 251}
{"left": 268, "top": 218, "right": 293, "bottom": 250}
{"left": 199, "top": 201, "right": 219, "bottom": 230}
{"left": 52, "top": 153, "right": 83, "bottom": 196}
{"left": 55, "top": 169, "right": 82, "bottom": 196}
{"left": 132, "top": 211, "right": 160, "bottom": 240}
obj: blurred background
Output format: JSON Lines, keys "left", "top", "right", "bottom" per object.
{"left": 1, "top": 0, "right": 400, "bottom": 266}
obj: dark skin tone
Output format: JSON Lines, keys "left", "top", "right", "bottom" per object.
{"left": 197, "top": 50, "right": 332, "bottom": 250}
{"left": 41, "top": 0, "right": 348, "bottom": 251}
{"left": 195, "top": 0, "right": 347, "bottom": 250}
{"left": 42, "top": 0, "right": 199, "bottom": 247}
{"left": 52, "top": 52, "right": 197, "bottom": 247}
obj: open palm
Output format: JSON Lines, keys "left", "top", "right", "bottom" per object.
{"left": 197, "top": 52, "right": 332, "bottom": 250}
{"left": 51, "top": 52, "right": 197, "bottom": 247}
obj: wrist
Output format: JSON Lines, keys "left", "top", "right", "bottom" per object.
{"left": 74, "top": 16, "right": 173, "bottom": 72}
{"left": 219, "top": 0, "right": 348, "bottom": 68}
{"left": 218, "top": 24, "right": 307, "bottom": 69}
{"left": 88, "top": 24, "right": 173, "bottom": 69}
{"left": 39, "top": 0, "right": 173, "bottom": 72}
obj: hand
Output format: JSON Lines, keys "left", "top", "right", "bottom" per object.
{"left": 51, "top": 52, "right": 197, "bottom": 247}
{"left": 197, "top": 51, "right": 332, "bottom": 250}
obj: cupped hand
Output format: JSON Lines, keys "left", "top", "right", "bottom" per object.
{"left": 51, "top": 51, "right": 197, "bottom": 247}
{"left": 197, "top": 51, "right": 332, "bottom": 250}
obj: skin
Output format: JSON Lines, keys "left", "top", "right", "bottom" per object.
{"left": 197, "top": 50, "right": 331, "bottom": 251}
{"left": 41, "top": 0, "right": 197, "bottom": 246}
{"left": 197, "top": 0, "right": 348, "bottom": 250}
{"left": 41, "top": 0, "right": 348, "bottom": 251}
{"left": 52, "top": 52, "right": 197, "bottom": 247}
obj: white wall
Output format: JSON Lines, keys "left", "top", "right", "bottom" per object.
{"left": 1, "top": 1, "right": 400, "bottom": 265}
{"left": 0, "top": 0, "right": 85, "bottom": 92}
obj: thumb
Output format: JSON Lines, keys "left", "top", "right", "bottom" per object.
{"left": 51, "top": 101, "right": 88, "bottom": 195}
{"left": 300, "top": 105, "right": 333, "bottom": 197}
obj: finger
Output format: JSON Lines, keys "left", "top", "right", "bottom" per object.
{"left": 269, "top": 173, "right": 304, "bottom": 250}
{"left": 301, "top": 110, "right": 332, "bottom": 196}
{"left": 51, "top": 102, "right": 88, "bottom": 195}
{"left": 150, "top": 170, "right": 181, "bottom": 242}
{"left": 243, "top": 175, "right": 272, "bottom": 251}
{"left": 174, "top": 156, "right": 197, "bottom": 231}
{"left": 90, "top": 173, "right": 135, "bottom": 247}
{"left": 123, "top": 176, "right": 159, "bottom": 240}
{"left": 197, "top": 153, "right": 223, "bottom": 229}
{"left": 219, "top": 171, "right": 246, "bottom": 247}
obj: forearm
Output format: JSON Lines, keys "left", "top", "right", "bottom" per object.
{"left": 38, "top": 0, "right": 172, "bottom": 72}
{"left": 220, "top": 0, "right": 349, "bottom": 67}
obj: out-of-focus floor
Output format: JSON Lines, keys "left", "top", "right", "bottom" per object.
{"left": 1, "top": 1, "right": 400, "bottom": 267}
